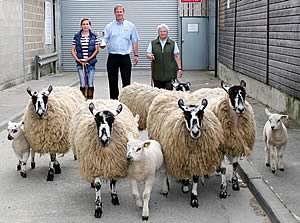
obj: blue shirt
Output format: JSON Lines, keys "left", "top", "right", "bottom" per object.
{"left": 104, "top": 20, "right": 139, "bottom": 55}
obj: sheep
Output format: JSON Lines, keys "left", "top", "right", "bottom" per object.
{"left": 172, "top": 79, "right": 192, "bottom": 92}
{"left": 69, "top": 99, "right": 139, "bottom": 218}
{"left": 126, "top": 132, "right": 169, "bottom": 221}
{"left": 23, "top": 85, "right": 85, "bottom": 181}
{"left": 263, "top": 108, "right": 288, "bottom": 173}
{"left": 7, "top": 121, "right": 35, "bottom": 178}
{"left": 147, "top": 93, "right": 226, "bottom": 207}
{"left": 192, "top": 80, "right": 256, "bottom": 191}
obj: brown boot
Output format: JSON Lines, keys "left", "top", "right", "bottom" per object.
{"left": 87, "top": 87, "right": 94, "bottom": 99}
{"left": 80, "top": 87, "right": 86, "bottom": 98}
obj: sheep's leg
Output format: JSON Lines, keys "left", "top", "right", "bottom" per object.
{"left": 142, "top": 178, "right": 154, "bottom": 221}
{"left": 94, "top": 177, "right": 103, "bottom": 218}
{"left": 278, "top": 146, "right": 285, "bottom": 171}
{"left": 160, "top": 165, "right": 169, "bottom": 196}
{"left": 17, "top": 161, "right": 22, "bottom": 171}
{"left": 181, "top": 179, "right": 190, "bottom": 193}
{"left": 219, "top": 160, "right": 227, "bottom": 199}
{"left": 190, "top": 175, "right": 199, "bottom": 208}
{"left": 30, "top": 150, "right": 36, "bottom": 169}
{"left": 47, "top": 153, "right": 55, "bottom": 181}
{"left": 110, "top": 179, "right": 119, "bottom": 205}
{"left": 20, "top": 151, "right": 30, "bottom": 178}
{"left": 130, "top": 179, "right": 142, "bottom": 208}
{"left": 53, "top": 154, "right": 61, "bottom": 174}
{"left": 264, "top": 145, "right": 270, "bottom": 167}
{"left": 270, "top": 145, "right": 277, "bottom": 173}
{"left": 231, "top": 156, "right": 240, "bottom": 191}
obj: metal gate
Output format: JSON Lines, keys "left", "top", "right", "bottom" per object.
{"left": 181, "top": 17, "right": 208, "bottom": 70}
{"left": 61, "top": 0, "right": 178, "bottom": 71}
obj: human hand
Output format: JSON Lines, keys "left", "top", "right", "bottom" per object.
{"left": 148, "top": 53, "right": 155, "bottom": 61}
{"left": 134, "top": 56, "right": 139, "bottom": 65}
{"left": 177, "top": 69, "right": 183, "bottom": 78}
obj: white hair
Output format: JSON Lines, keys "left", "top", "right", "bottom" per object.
{"left": 157, "top": 24, "right": 169, "bottom": 33}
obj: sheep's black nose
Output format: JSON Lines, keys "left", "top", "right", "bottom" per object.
{"left": 271, "top": 126, "right": 275, "bottom": 130}
{"left": 127, "top": 156, "right": 132, "bottom": 161}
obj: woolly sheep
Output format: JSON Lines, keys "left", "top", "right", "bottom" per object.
{"left": 147, "top": 93, "right": 225, "bottom": 207}
{"left": 263, "top": 108, "right": 288, "bottom": 173}
{"left": 23, "top": 85, "right": 85, "bottom": 181}
{"left": 126, "top": 132, "right": 169, "bottom": 221}
{"left": 193, "top": 80, "right": 256, "bottom": 191}
{"left": 7, "top": 121, "right": 35, "bottom": 178}
{"left": 172, "top": 79, "right": 192, "bottom": 92}
{"left": 69, "top": 99, "right": 139, "bottom": 218}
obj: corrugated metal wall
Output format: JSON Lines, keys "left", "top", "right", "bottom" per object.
{"left": 61, "top": 0, "right": 178, "bottom": 71}
{"left": 219, "top": 0, "right": 300, "bottom": 100}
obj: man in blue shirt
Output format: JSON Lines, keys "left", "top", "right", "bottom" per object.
{"left": 102, "top": 4, "right": 139, "bottom": 99}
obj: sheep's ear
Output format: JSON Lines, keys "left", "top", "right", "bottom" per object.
{"left": 265, "top": 108, "right": 272, "bottom": 117}
{"left": 221, "top": 80, "right": 230, "bottom": 93}
{"left": 127, "top": 132, "right": 134, "bottom": 141}
{"left": 48, "top": 85, "right": 53, "bottom": 94}
{"left": 200, "top": 98, "right": 208, "bottom": 111}
{"left": 27, "top": 87, "right": 32, "bottom": 96}
{"left": 89, "top": 102, "right": 95, "bottom": 115}
{"left": 178, "top": 99, "right": 187, "bottom": 111}
{"left": 280, "top": 115, "right": 288, "bottom": 120}
{"left": 187, "top": 82, "right": 191, "bottom": 89}
{"left": 240, "top": 80, "right": 246, "bottom": 88}
{"left": 115, "top": 104, "right": 123, "bottom": 116}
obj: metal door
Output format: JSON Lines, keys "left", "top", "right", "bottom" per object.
{"left": 181, "top": 17, "right": 208, "bottom": 70}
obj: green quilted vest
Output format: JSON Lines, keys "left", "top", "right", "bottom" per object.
{"left": 151, "top": 37, "right": 177, "bottom": 81}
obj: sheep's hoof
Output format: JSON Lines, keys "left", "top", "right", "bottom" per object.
{"left": 271, "top": 169, "right": 276, "bottom": 174}
{"left": 279, "top": 168, "right": 284, "bottom": 171}
{"left": 232, "top": 178, "right": 240, "bottom": 191}
{"left": 161, "top": 192, "right": 168, "bottom": 197}
{"left": 31, "top": 162, "right": 35, "bottom": 169}
{"left": 111, "top": 194, "right": 120, "bottom": 205}
{"left": 47, "top": 168, "right": 54, "bottom": 181}
{"left": 190, "top": 193, "right": 199, "bottom": 208}
{"left": 219, "top": 185, "right": 227, "bottom": 199}
{"left": 20, "top": 171, "right": 27, "bottom": 178}
{"left": 91, "top": 182, "right": 95, "bottom": 188}
{"left": 94, "top": 207, "right": 102, "bottom": 218}
{"left": 265, "top": 163, "right": 270, "bottom": 167}
{"left": 17, "top": 164, "right": 21, "bottom": 171}
{"left": 142, "top": 216, "right": 149, "bottom": 221}
{"left": 53, "top": 163, "right": 61, "bottom": 174}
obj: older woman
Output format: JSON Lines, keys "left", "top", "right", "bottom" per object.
{"left": 71, "top": 18, "right": 99, "bottom": 99}
{"left": 146, "top": 24, "right": 183, "bottom": 90}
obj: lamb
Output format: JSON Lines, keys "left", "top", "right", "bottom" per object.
{"left": 126, "top": 132, "right": 169, "bottom": 221}
{"left": 172, "top": 79, "right": 191, "bottom": 92}
{"left": 23, "top": 85, "right": 85, "bottom": 181}
{"left": 147, "top": 93, "right": 226, "bottom": 207}
{"left": 263, "top": 108, "right": 288, "bottom": 173}
{"left": 69, "top": 99, "right": 139, "bottom": 218}
{"left": 192, "top": 80, "right": 256, "bottom": 191}
{"left": 7, "top": 121, "right": 35, "bottom": 178}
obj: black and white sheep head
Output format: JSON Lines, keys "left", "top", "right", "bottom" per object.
{"left": 172, "top": 79, "right": 192, "bottom": 92}
{"left": 265, "top": 108, "right": 288, "bottom": 130}
{"left": 221, "top": 80, "right": 246, "bottom": 116}
{"left": 126, "top": 132, "right": 147, "bottom": 162}
{"left": 178, "top": 98, "right": 208, "bottom": 139}
{"left": 27, "top": 85, "right": 53, "bottom": 119}
{"left": 7, "top": 120, "right": 24, "bottom": 141}
{"left": 89, "top": 102, "right": 123, "bottom": 147}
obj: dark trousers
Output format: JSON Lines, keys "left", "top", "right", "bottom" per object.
{"left": 153, "top": 80, "right": 173, "bottom": 90}
{"left": 107, "top": 53, "right": 132, "bottom": 99}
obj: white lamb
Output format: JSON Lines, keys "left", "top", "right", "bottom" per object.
{"left": 7, "top": 121, "right": 35, "bottom": 178}
{"left": 126, "top": 132, "right": 169, "bottom": 221}
{"left": 263, "top": 108, "right": 288, "bottom": 173}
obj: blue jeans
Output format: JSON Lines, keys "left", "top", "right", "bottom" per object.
{"left": 77, "top": 65, "right": 95, "bottom": 87}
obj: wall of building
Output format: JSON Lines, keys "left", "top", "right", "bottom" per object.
{"left": 0, "top": 0, "right": 24, "bottom": 90}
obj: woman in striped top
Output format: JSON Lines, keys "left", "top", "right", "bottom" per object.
{"left": 71, "top": 18, "right": 100, "bottom": 99}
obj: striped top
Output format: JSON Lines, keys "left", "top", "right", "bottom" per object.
{"left": 72, "top": 35, "right": 100, "bottom": 59}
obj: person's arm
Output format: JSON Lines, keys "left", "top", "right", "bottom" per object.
{"left": 71, "top": 45, "right": 83, "bottom": 65}
{"left": 174, "top": 53, "right": 183, "bottom": 78}
{"left": 87, "top": 44, "right": 100, "bottom": 62}
{"left": 133, "top": 41, "right": 139, "bottom": 65}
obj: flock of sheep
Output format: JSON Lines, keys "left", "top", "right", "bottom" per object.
{"left": 6, "top": 79, "right": 288, "bottom": 220}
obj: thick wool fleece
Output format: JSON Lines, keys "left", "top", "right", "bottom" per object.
{"left": 23, "top": 86, "right": 85, "bottom": 154}
{"left": 147, "top": 93, "right": 224, "bottom": 179}
{"left": 69, "top": 99, "right": 139, "bottom": 183}
{"left": 118, "top": 82, "right": 167, "bottom": 130}
{"left": 208, "top": 93, "right": 256, "bottom": 156}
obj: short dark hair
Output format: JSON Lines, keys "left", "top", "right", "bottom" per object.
{"left": 80, "top": 18, "right": 91, "bottom": 26}
{"left": 114, "top": 4, "right": 125, "bottom": 13}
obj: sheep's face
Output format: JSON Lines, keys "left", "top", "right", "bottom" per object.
{"left": 172, "top": 80, "right": 191, "bottom": 92}
{"left": 27, "top": 85, "right": 53, "bottom": 119}
{"left": 126, "top": 139, "right": 144, "bottom": 162}
{"left": 265, "top": 108, "right": 288, "bottom": 130}
{"left": 7, "top": 121, "right": 23, "bottom": 141}
{"left": 222, "top": 80, "right": 246, "bottom": 116}
{"left": 178, "top": 98, "right": 208, "bottom": 139}
{"left": 89, "top": 102, "right": 123, "bottom": 147}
